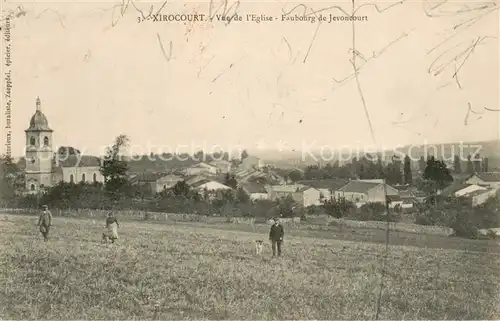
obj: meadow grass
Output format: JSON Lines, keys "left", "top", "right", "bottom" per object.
{"left": 0, "top": 213, "right": 500, "bottom": 319}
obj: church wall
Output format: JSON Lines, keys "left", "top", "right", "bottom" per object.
{"left": 25, "top": 172, "right": 52, "bottom": 191}
{"left": 52, "top": 168, "right": 63, "bottom": 185}
{"left": 25, "top": 150, "right": 53, "bottom": 173}
{"left": 61, "top": 166, "right": 105, "bottom": 184}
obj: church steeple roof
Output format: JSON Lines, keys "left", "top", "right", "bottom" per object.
{"left": 26, "top": 97, "right": 52, "bottom": 132}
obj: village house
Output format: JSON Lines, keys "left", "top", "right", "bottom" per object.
{"left": 191, "top": 179, "right": 232, "bottom": 199}
{"left": 334, "top": 180, "right": 399, "bottom": 207}
{"left": 24, "top": 97, "right": 104, "bottom": 193}
{"left": 392, "top": 185, "right": 424, "bottom": 208}
{"left": 297, "top": 179, "right": 349, "bottom": 202}
{"left": 129, "top": 172, "right": 184, "bottom": 195}
{"left": 233, "top": 168, "right": 267, "bottom": 182}
{"left": 440, "top": 181, "right": 471, "bottom": 198}
{"left": 51, "top": 155, "right": 104, "bottom": 185}
{"left": 465, "top": 172, "right": 500, "bottom": 188}
{"left": 240, "top": 182, "right": 268, "bottom": 201}
{"left": 232, "top": 167, "right": 285, "bottom": 185}
{"left": 183, "top": 162, "right": 218, "bottom": 176}
{"left": 470, "top": 188, "right": 499, "bottom": 207}
{"left": 184, "top": 174, "right": 214, "bottom": 187}
{"left": 291, "top": 186, "right": 322, "bottom": 207}
{"left": 454, "top": 184, "right": 488, "bottom": 197}
{"left": 268, "top": 184, "right": 305, "bottom": 200}
{"left": 386, "top": 194, "right": 404, "bottom": 209}
{"left": 240, "top": 156, "right": 265, "bottom": 170}
{"left": 438, "top": 178, "right": 499, "bottom": 207}
{"left": 209, "top": 159, "right": 232, "bottom": 174}
{"left": 267, "top": 184, "right": 322, "bottom": 207}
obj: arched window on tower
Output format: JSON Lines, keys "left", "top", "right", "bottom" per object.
{"left": 30, "top": 184, "right": 35, "bottom": 191}
{"left": 93, "top": 173, "right": 97, "bottom": 183}
{"left": 44, "top": 136, "right": 49, "bottom": 146}
{"left": 82, "top": 173, "right": 86, "bottom": 182}
{"left": 70, "top": 174, "right": 74, "bottom": 183}
{"left": 30, "top": 137, "right": 36, "bottom": 146}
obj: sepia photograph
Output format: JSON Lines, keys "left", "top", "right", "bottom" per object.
{"left": 0, "top": 0, "right": 499, "bottom": 319}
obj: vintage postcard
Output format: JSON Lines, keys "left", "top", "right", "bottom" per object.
{"left": 0, "top": 0, "right": 499, "bottom": 319}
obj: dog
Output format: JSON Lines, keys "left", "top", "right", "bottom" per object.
{"left": 255, "top": 240, "right": 263, "bottom": 255}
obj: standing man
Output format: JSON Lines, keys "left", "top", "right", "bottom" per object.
{"left": 37, "top": 205, "right": 52, "bottom": 242}
{"left": 105, "top": 212, "right": 120, "bottom": 243}
{"left": 269, "top": 217, "right": 284, "bottom": 257}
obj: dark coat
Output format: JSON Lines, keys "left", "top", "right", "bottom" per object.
{"left": 38, "top": 211, "right": 52, "bottom": 227}
{"left": 269, "top": 223, "right": 284, "bottom": 241}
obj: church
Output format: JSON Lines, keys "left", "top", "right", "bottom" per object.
{"left": 24, "top": 97, "right": 105, "bottom": 193}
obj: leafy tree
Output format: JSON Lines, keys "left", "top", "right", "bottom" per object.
{"left": 172, "top": 180, "right": 190, "bottom": 197}
{"left": 304, "top": 164, "right": 323, "bottom": 180}
{"left": 473, "top": 154, "right": 482, "bottom": 173}
{"left": 393, "top": 156, "right": 402, "bottom": 183}
{"left": 224, "top": 173, "right": 238, "bottom": 189}
{"left": 453, "top": 155, "right": 462, "bottom": 173}
{"left": 355, "top": 156, "right": 378, "bottom": 179}
{"left": 240, "top": 149, "right": 249, "bottom": 160}
{"left": 194, "top": 150, "right": 204, "bottom": 162}
{"left": 418, "top": 156, "right": 426, "bottom": 172}
{"left": 403, "top": 154, "right": 412, "bottom": 185}
{"left": 236, "top": 187, "right": 250, "bottom": 203}
{"left": 57, "top": 146, "right": 81, "bottom": 156}
{"left": 211, "top": 189, "right": 235, "bottom": 209}
{"left": 466, "top": 154, "right": 474, "bottom": 174}
{"left": 385, "top": 160, "right": 402, "bottom": 185}
{"left": 100, "top": 135, "right": 130, "bottom": 200}
{"left": 483, "top": 157, "right": 489, "bottom": 172}
{"left": 423, "top": 157, "right": 453, "bottom": 187}
{"left": 39, "top": 181, "right": 108, "bottom": 209}
{"left": 375, "top": 158, "right": 385, "bottom": 178}
{"left": 353, "top": 202, "right": 400, "bottom": 222}
{"left": 0, "top": 155, "right": 20, "bottom": 204}
{"left": 324, "top": 196, "right": 355, "bottom": 218}
{"left": 275, "top": 195, "right": 297, "bottom": 217}
{"left": 422, "top": 156, "right": 453, "bottom": 195}
{"left": 288, "top": 169, "right": 303, "bottom": 182}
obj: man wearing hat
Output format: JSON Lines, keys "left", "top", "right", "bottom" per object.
{"left": 269, "top": 217, "right": 284, "bottom": 257}
{"left": 37, "top": 205, "right": 53, "bottom": 242}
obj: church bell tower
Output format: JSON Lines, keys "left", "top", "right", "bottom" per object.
{"left": 24, "top": 97, "right": 53, "bottom": 192}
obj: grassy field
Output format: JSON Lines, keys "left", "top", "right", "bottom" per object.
{"left": 1, "top": 213, "right": 500, "bottom": 319}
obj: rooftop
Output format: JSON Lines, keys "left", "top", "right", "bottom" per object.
{"left": 26, "top": 97, "right": 52, "bottom": 132}
{"left": 440, "top": 182, "right": 471, "bottom": 197}
{"left": 387, "top": 194, "right": 402, "bottom": 202}
{"left": 338, "top": 181, "right": 381, "bottom": 193}
{"left": 241, "top": 182, "right": 267, "bottom": 194}
{"left": 53, "top": 155, "right": 101, "bottom": 168}
{"left": 472, "top": 172, "right": 500, "bottom": 182}
{"left": 298, "top": 179, "right": 349, "bottom": 190}
{"left": 130, "top": 172, "right": 170, "bottom": 183}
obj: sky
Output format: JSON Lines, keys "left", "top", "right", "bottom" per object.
{"left": 1, "top": 0, "right": 499, "bottom": 157}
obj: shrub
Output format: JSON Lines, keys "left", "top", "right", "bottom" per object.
{"left": 414, "top": 209, "right": 449, "bottom": 227}
{"left": 448, "top": 209, "right": 479, "bottom": 239}
{"left": 323, "top": 197, "right": 355, "bottom": 218}
{"left": 415, "top": 214, "right": 433, "bottom": 226}
{"left": 307, "top": 205, "right": 324, "bottom": 215}
{"left": 416, "top": 196, "right": 500, "bottom": 239}
{"left": 348, "top": 203, "right": 401, "bottom": 222}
